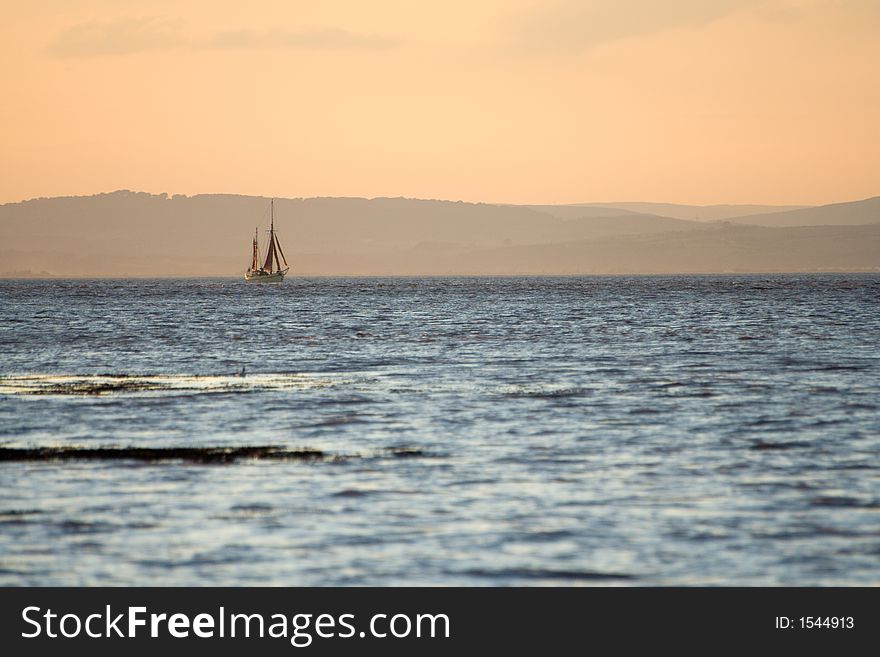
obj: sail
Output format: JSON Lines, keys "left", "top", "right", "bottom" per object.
{"left": 262, "top": 232, "right": 276, "bottom": 272}
{"left": 251, "top": 235, "right": 259, "bottom": 271}
{"left": 275, "top": 234, "right": 289, "bottom": 268}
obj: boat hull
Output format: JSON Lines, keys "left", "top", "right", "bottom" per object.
{"left": 245, "top": 270, "right": 286, "bottom": 283}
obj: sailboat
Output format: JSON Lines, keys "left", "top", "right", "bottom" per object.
{"left": 245, "top": 199, "right": 289, "bottom": 283}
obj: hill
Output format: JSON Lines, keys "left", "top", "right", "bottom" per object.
{"left": 0, "top": 191, "right": 877, "bottom": 276}
{"left": 724, "top": 196, "right": 880, "bottom": 227}
{"left": 577, "top": 202, "right": 809, "bottom": 221}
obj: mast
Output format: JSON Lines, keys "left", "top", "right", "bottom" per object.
{"left": 268, "top": 197, "right": 288, "bottom": 269}
{"left": 262, "top": 199, "right": 277, "bottom": 272}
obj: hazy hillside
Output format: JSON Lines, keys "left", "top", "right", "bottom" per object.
{"left": 285, "top": 224, "right": 879, "bottom": 274}
{"left": 440, "top": 224, "right": 880, "bottom": 275}
{"left": 578, "top": 202, "right": 809, "bottom": 221}
{"left": 522, "top": 204, "right": 643, "bottom": 219}
{"left": 0, "top": 191, "right": 877, "bottom": 276}
{"left": 724, "top": 196, "right": 880, "bottom": 227}
{"left": 0, "top": 191, "right": 705, "bottom": 276}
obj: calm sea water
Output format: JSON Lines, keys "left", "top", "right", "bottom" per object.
{"left": 1, "top": 275, "right": 878, "bottom": 586}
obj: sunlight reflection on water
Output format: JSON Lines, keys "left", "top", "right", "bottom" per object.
{"left": 0, "top": 275, "right": 878, "bottom": 585}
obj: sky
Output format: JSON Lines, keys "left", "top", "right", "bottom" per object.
{"left": 1, "top": 0, "right": 878, "bottom": 205}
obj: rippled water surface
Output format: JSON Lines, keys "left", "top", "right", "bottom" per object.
{"left": 1, "top": 275, "right": 878, "bottom": 585}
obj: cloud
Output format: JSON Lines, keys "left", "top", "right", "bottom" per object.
{"left": 45, "top": 17, "right": 185, "bottom": 57}
{"left": 45, "top": 17, "right": 400, "bottom": 57}
{"left": 511, "top": 0, "right": 760, "bottom": 54}
{"left": 207, "top": 27, "right": 399, "bottom": 51}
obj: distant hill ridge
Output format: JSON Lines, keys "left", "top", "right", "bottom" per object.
{"left": 723, "top": 195, "right": 880, "bottom": 227}
{"left": 0, "top": 191, "right": 877, "bottom": 276}
{"left": 573, "top": 201, "right": 811, "bottom": 221}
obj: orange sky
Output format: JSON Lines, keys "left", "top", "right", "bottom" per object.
{"left": 1, "top": 0, "right": 878, "bottom": 205}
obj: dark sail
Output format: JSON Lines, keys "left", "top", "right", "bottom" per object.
{"left": 263, "top": 233, "right": 278, "bottom": 272}
{"left": 250, "top": 230, "right": 259, "bottom": 271}
{"left": 275, "top": 233, "right": 289, "bottom": 268}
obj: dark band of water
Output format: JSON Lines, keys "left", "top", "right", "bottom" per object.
{"left": 0, "top": 446, "right": 326, "bottom": 463}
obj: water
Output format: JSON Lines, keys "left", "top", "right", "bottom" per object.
{"left": 1, "top": 275, "right": 878, "bottom": 586}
